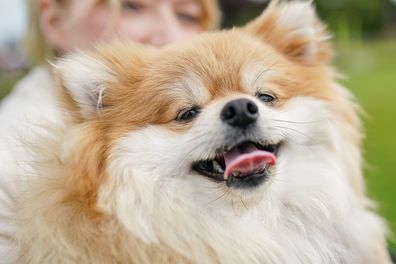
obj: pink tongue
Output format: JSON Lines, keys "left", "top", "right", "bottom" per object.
{"left": 224, "top": 143, "right": 276, "bottom": 180}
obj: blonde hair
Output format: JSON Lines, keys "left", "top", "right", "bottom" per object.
{"left": 25, "top": 0, "right": 52, "bottom": 65}
{"left": 24, "top": 0, "right": 221, "bottom": 65}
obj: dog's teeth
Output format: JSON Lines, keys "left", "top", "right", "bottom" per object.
{"left": 258, "top": 139, "right": 267, "bottom": 146}
{"left": 225, "top": 144, "right": 234, "bottom": 152}
{"left": 232, "top": 171, "right": 241, "bottom": 177}
{"left": 212, "top": 160, "right": 224, "bottom": 173}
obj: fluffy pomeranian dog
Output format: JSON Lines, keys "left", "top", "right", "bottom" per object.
{"left": 15, "top": 1, "right": 391, "bottom": 263}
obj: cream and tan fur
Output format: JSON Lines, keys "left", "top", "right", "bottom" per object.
{"left": 15, "top": 1, "right": 391, "bottom": 263}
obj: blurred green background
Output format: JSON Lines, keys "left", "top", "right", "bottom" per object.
{"left": 336, "top": 39, "right": 396, "bottom": 252}
{"left": 0, "top": 0, "right": 395, "bottom": 253}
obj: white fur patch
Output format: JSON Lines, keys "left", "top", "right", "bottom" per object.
{"left": 242, "top": 62, "right": 280, "bottom": 94}
{"left": 166, "top": 74, "right": 210, "bottom": 106}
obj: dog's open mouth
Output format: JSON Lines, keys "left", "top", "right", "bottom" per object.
{"left": 192, "top": 141, "right": 281, "bottom": 188}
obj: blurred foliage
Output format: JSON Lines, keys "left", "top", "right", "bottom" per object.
{"left": 335, "top": 39, "right": 396, "bottom": 251}
{"left": 0, "top": 71, "right": 23, "bottom": 99}
{"left": 315, "top": 0, "right": 396, "bottom": 39}
{"left": 220, "top": 0, "right": 396, "bottom": 40}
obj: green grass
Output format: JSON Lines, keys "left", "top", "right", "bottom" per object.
{"left": 1, "top": 39, "right": 395, "bottom": 251}
{"left": 0, "top": 71, "right": 24, "bottom": 98}
{"left": 335, "top": 39, "right": 396, "bottom": 251}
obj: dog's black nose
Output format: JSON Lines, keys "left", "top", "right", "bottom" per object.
{"left": 221, "top": 98, "right": 258, "bottom": 129}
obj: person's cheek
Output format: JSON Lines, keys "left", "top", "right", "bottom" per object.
{"left": 89, "top": 12, "right": 113, "bottom": 41}
{"left": 69, "top": 13, "right": 110, "bottom": 50}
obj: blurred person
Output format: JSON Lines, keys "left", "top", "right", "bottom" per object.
{"left": 0, "top": 0, "right": 220, "bottom": 261}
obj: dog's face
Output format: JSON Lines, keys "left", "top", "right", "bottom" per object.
{"left": 55, "top": 1, "right": 360, "bottom": 238}
{"left": 104, "top": 33, "right": 332, "bottom": 198}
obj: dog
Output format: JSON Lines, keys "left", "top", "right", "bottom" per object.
{"left": 15, "top": 1, "right": 391, "bottom": 263}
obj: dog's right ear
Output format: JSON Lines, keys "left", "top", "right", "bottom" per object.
{"left": 53, "top": 42, "right": 148, "bottom": 120}
{"left": 53, "top": 52, "right": 116, "bottom": 119}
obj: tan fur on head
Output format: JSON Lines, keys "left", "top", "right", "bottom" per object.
{"left": 15, "top": 1, "right": 391, "bottom": 263}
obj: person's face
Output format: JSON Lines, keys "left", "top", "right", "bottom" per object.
{"left": 41, "top": 0, "right": 205, "bottom": 52}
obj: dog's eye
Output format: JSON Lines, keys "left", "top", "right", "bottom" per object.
{"left": 257, "top": 93, "right": 276, "bottom": 103}
{"left": 177, "top": 107, "right": 200, "bottom": 122}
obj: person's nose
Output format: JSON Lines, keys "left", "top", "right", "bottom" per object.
{"left": 148, "top": 8, "right": 190, "bottom": 46}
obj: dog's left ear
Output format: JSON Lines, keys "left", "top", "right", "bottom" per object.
{"left": 244, "top": 1, "right": 332, "bottom": 65}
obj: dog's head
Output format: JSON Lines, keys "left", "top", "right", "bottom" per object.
{"left": 54, "top": 1, "right": 362, "bottom": 247}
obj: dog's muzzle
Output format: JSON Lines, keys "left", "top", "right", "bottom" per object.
{"left": 192, "top": 99, "right": 281, "bottom": 189}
